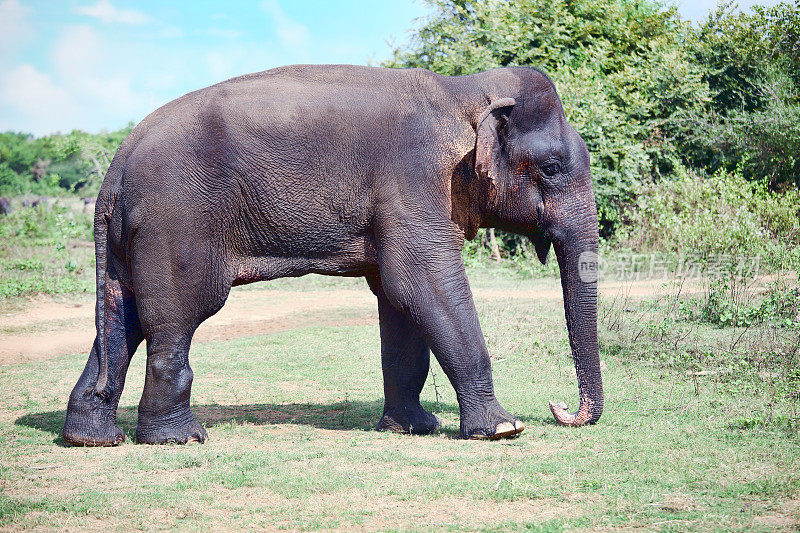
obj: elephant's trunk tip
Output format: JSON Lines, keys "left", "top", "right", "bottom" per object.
{"left": 549, "top": 396, "right": 602, "bottom": 427}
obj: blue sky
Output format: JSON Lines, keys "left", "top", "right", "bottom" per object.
{"left": 0, "top": 0, "right": 782, "bottom": 135}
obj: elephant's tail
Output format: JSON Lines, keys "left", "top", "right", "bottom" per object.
{"left": 91, "top": 175, "right": 121, "bottom": 398}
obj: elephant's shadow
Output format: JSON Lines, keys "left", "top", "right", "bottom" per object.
{"left": 16, "top": 400, "right": 551, "bottom": 445}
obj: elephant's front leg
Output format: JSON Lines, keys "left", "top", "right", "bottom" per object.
{"left": 366, "top": 274, "right": 440, "bottom": 435}
{"left": 374, "top": 217, "right": 524, "bottom": 440}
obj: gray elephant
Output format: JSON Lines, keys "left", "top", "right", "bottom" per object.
{"left": 63, "top": 64, "right": 603, "bottom": 446}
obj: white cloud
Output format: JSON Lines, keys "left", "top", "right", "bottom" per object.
{"left": 73, "top": 0, "right": 150, "bottom": 25}
{"left": 51, "top": 25, "right": 102, "bottom": 79}
{"left": 50, "top": 25, "right": 154, "bottom": 125}
{"left": 0, "top": 64, "right": 69, "bottom": 113}
{"left": 0, "top": 0, "right": 33, "bottom": 52}
{"left": 0, "top": 24, "right": 160, "bottom": 135}
{"left": 0, "top": 64, "right": 73, "bottom": 133}
{"left": 205, "top": 27, "right": 243, "bottom": 39}
{"left": 261, "top": 0, "right": 310, "bottom": 52}
{"left": 0, "top": 2, "right": 309, "bottom": 134}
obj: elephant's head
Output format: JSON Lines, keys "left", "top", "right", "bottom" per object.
{"left": 472, "top": 69, "right": 603, "bottom": 427}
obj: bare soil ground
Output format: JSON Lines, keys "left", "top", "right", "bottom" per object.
{"left": 0, "top": 288, "right": 374, "bottom": 364}
{"left": 0, "top": 278, "right": 703, "bottom": 365}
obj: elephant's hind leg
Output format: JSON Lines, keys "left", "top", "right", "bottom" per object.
{"left": 135, "top": 327, "right": 207, "bottom": 444}
{"left": 63, "top": 278, "right": 143, "bottom": 446}
{"left": 367, "top": 274, "right": 440, "bottom": 435}
{"left": 131, "top": 235, "right": 229, "bottom": 444}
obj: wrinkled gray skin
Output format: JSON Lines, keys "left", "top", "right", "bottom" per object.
{"left": 63, "top": 65, "right": 603, "bottom": 446}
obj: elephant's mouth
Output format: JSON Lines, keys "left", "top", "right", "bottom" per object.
{"left": 531, "top": 229, "right": 552, "bottom": 265}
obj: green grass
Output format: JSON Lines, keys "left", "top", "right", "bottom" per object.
{"left": 0, "top": 203, "right": 95, "bottom": 304}
{"left": 0, "top": 273, "right": 798, "bottom": 530}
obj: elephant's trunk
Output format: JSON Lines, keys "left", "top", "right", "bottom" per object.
{"left": 548, "top": 205, "right": 603, "bottom": 427}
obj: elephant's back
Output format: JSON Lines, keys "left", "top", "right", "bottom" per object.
{"left": 111, "top": 65, "right": 436, "bottom": 258}
{"left": 116, "top": 64, "right": 442, "bottom": 182}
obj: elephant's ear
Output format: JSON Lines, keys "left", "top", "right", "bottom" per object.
{"left": 475, "top": 98, "right": 515, "bottom": 186}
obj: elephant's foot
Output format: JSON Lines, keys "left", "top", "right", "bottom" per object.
{"left": 63, "top": 392, "right": 125, "bottom": 447}
{"left": 461, "top": 399, "right": 525, "bottom": 440}
{"left": 377, "top": 403, "right": 440, "bottom": 435}
{"left": 136, "top": 409, "right": 207, "bottom": 444}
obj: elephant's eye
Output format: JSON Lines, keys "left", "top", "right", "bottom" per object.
{"left": 540, "top": 162, "right": 561, "bottom": 177}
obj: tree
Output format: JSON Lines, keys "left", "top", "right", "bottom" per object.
{"left": 385, "top": 0, "right": 709, "bottom": 236}
{"left": 686, "top": 1, "right": 800, "bottom": 188}
{"left": 0, "top": 124, "right": 133, "bottom": 196}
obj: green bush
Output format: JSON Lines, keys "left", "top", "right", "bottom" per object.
{"left": 684, "top": 276, "right": 800, "bottom": 328}
{"left": 0, "top": 204, "right": 95, "bottom": 300}
{"left": 683, "top": 2, "right": 800, "bottom": 188}
{"left": 600, "top": 267, "right": 800, "bottom": 431}
{"left": 615, "top": 168, "right": 800, "bottom": 268}
{"left": 0, "top": 203, "right": 93, "bottom": 243}
{"left": 0, "top": 125, "right": 131, "bottom": 197}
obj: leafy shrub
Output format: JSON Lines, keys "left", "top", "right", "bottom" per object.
{"left": 0, "top": 125, "right": 131, "bottom": 196}
{"left": 0, "top": 203, "right": 93, "bottom": 242}
{"left": 615, "top": 168, "right": 800, "bottom": 269}
{"left": 600, "top": 276, "right": 800, "bottom": 432}
{"left": 684, "top": 2, "right": 800, "bottom": 188}
{"left": 0, "top": 202, "right": 95, "bottom": 300}
{"left": 685, "top": 276, "right": 800, "bottom": 328}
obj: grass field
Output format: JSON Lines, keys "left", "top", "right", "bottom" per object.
{"left": 0, "top": 268, "right": 798, "bottom": 531}
{"left": 0, "top": 202, "right": 95, "bottom": 302}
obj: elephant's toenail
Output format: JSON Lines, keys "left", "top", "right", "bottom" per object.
{"left": 492, "top": 421, "right": 517, "bottom": 439}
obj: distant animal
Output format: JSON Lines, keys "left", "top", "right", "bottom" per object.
{"left": 63, "top": 64, "right": 602, "bottom": 446}
{"left": 0, "top": 197, "right": 10, "bottom": 216}
{"left": 82, "top": 197, "right": 96, "bottom": 214}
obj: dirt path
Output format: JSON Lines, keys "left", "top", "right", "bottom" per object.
{"left": 0, "top": 278, "right": 704, "bottom": 365}
{"left": 0, "top": 288, "right": 377, "bottom": 365}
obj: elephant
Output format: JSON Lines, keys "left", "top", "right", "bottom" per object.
{"left": 62, "top": 64, "right": 603, "bottom": 446}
